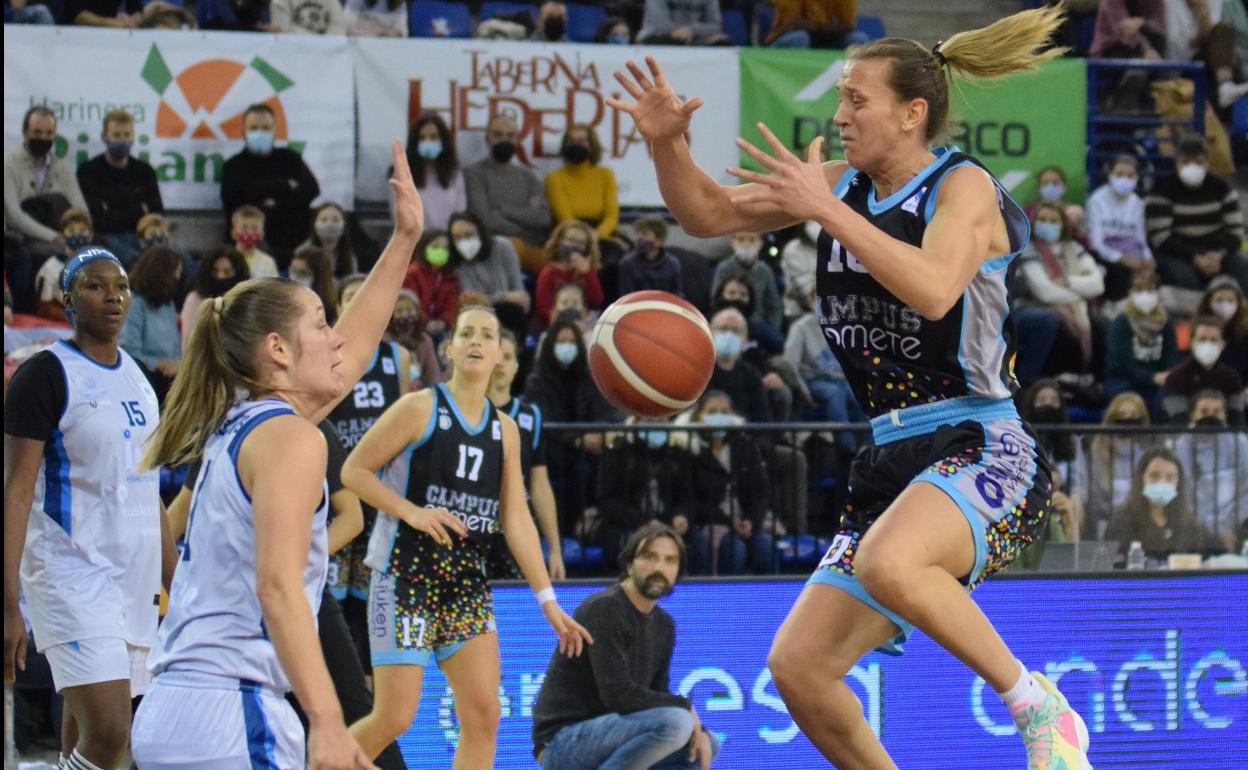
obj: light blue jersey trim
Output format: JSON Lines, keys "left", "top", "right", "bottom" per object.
{"left": 530, "top": 401, "right": 543, "bottom": 450}
{"left": 364, "top": 345, "right": 381, "bottom": 373}
{"left": 413, "top": 388, "right": 439, "bottom": 449}
{"left": 55, "top": 339, "right": 123, "bottom": 371}
{"left": 832, "top": 165, "right": 859, "bottom": 198}
{"left": 240, "top": 680, "right": 278, "bottom": 770}
{"left": 438, "top": 382, "right": 491, "bottom": 435}
{"left": 865, "top": 147, "right": 956, "bottom": 215}
{"left": 806, "top": 571, "right": 909, "bottom": 656}
{"left": 869, "top": 397, "right": 1019, "bottom": 445}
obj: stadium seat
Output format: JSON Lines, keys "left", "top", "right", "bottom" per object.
{"left": 582, "top": 545, "right": 605, "bottom": 569}
{"left": 479, "top": 1, "right": 538, "bottom": 24}
{"left": 561, "top": 536, "right": 583, "bottom": 568}
{"left": 409, "top": 0, "right": 473, "bottom": 38}
{"left": 793, "top": 534, "right": 820, "bottom": 566}
{"left": 856, "top": 14, "right": 885, "bottom": 41}
{"left": 722, "top": 9, "right": 749, "bottom": 46}
{"left": 755, "top": 4, "right": 774, "bottom": 41}
{"left": 566, "top": 2, "right": 606, "bottom": 42}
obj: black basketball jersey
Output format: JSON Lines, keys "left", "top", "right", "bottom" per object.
{"left": 500, "top": 396, "right": 545, "bottom": 481}
{"left": 367, "top": 383, "right": 505, "bottom": 578}
{"left": 814, "top": 147, "right": 1029, "bottom": 419}
{"left": 328, "top": 341, "right": 404, "bottom": 450}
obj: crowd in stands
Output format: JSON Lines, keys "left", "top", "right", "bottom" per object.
{"left": 5, "top": 2, "right": 1248, "bottom": 583}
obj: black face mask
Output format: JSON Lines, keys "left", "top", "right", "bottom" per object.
{"left": 26, "top": 138, "right": 53, "bottom": 158}
{"left": 205, "top": 277, "right": 235, "bottom": 297}
{"left": 1194, "top": 416, "right": 1225, "bottom": 428}
{"left": 562, "top": 144, "right": 590, "bottom": 164}
{"left": 491, "top": 141, "right": 516, "bottom": 163}
{"left": 543, "top": 16, "right": 565, "bottom": 40}
{"left": 1031, "top": 405, "right": 1065, "bottom": 424}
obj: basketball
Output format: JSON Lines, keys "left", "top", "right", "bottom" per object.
{"left": 587, "top": 291, "right": 716, "bottom": 418}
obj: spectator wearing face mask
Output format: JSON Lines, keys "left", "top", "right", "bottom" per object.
{"left": 1017, "top": 380, "right": 1085, "bottom": 529}
{"left": 1105, "top": 447, "right": 1210, "bottom": 566}
{"left": 545, "top": 124, "right": 618, "bottom": 242}
{"left": 180, "top": 247, "right": 249, "bottom": 349}
{"left": 535, "top": 221, "right": 603, "bottom": 327}
{"left": 76, "top": 109, "right": 162, "bottom": 266}
{"left": 221, "top": 103, "right": 320, "bottom": 268}
{"left": 229, "top": 205, "right": 278, "bottom": 279}
{"left": 383, "top": 287, "right": 442, "bottom": 390}
{"left": 1025, "top": 165, "right": 1086, "bottom": 247}
{"left": 447, "top": 211, "right": 529, "bottom": 339}
{"left": 1073, "top": 392, "right": 1157, "bottom": 540}
{"left": 1145, "top": 134, "right": 1248, "bottom": 295}
{"left": 403, "top": 113, "right": 465, "bottom": 231}
{"left": 33, "top": 208, "right": 94, "bottom": 322}
{"left": 532, "top": 1, "right": 568, "bottom": 41}
{"left": 119, "top": 245, "right": 182, "bottom": 400}
{"left": 637, "top": 0, "right": 729, "bottom": 45}
{"left": 465, "top": 114, "right": 552, "bottom": 272}
{"left": 714, "top": 275, "right": 786, "bottom": 356}
{"left": 1161, "top": 316, "right": 1245, "bottom": 426}
{"left": 1106, "top": 272, "right": 1179, "bottom": 411}
{"left": 289, "top": 245, "right": 339, "bottom": 324}
{"left": 1173, "top": 390, "right": 1248, "bottom": 552}
{"left": 713, "top": 231, "right": 782, "bottom": 339}
{"left": 1085, "top": 154, "right": 1151, "bottom": 301}
{"left": 593, "top": 16, "right": 633, "bottom": 44}
{"left": 618, "top": 215, "right": 683, "bottom": 297}
{"left": 706, "top": 306, "right": 772, "bottom": 424}
{"left": 301, "top": 202, "right": 359, "bottom": 280}
{"left": 1195, "top": 277, "right": 1248, "bottom": 382}
{"left": 781, "top": 221, "right": 819, "bottom": 322}
{"left": 402, "top": 228, "right": 460, "bottom": 341}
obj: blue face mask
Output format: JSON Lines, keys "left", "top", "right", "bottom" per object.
{"left": 608, "top": 33, "right": 630, "bottom": 45}
{"left": 245, "top": 129, "right": 274, "bottom": 154}
{"left": 1033, "top": 221, "right": 1062, "bottom": 243}
{"left": 713, "top": 330, "right": 742, "bottom": 359}
{"left": 701, "top": 411, "right": 736, "bottom": 440}
{"left": 106, "top": 140, "right": 132, "bottom": 159}
{"left": 640, "top": 430, "right": 668, "bottom": 449}
{"left": 1142, "top": 481, "right": 1177, "bottom": 506}
{"left": 1039, "top": 182, "right": 1065, "bottom": 202}
{"left": 554, "top": 341, "right": 579, "bottom": 365}
{"left": 417, "top": 140, "right": 442, "bottom": 160}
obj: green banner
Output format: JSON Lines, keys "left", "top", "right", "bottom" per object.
{"left": 738, "top": 49, "right": 1087, "bottom": 202}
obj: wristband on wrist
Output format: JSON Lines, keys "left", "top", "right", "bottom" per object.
{"left": 536, "top": 587, "right": 556, "bottom": 605}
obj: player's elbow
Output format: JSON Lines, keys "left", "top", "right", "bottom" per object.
{"left": 916, "top": 293, "right": 957, "bottom": 323}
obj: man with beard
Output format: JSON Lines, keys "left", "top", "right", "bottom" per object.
{"left": 531, "top": 524, "right": 720, "bottom": 770}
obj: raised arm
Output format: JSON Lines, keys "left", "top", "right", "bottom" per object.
{"left": 607, "top": 57, "right": 811, "bottom": 237}
{"left": 313, "top": 141, "right": 422, "bottom": 424}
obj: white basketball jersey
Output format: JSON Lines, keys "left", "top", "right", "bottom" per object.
{"left": 21, "top": 341, "right": 161, "bottom": 651}
{"left": 151, "top": 399, "right": 329, "bottom": 691}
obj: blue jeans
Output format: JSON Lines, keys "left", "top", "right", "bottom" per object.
{"left": 541, "top": 707, "right": 721, "bottom": 770}
{"left": 1011, "top": 307, "right": 1060, "bottom": 386}
{"left": 803, "top": 377, "right": 865, "bottom": 451}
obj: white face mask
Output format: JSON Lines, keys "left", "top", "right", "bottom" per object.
{"left": 733, "top": 246, "right": 758, "bottom": 264}
{"left": 1177, "top": 163, "right": 1207, "bottom": 188}
{"left": 1109, "top": 175, "right": 1137, "bottom": 196}
{"left": 1211, "top": 299, "right": 1238, "bottom": 320}
{"left": 457, "top": 236, "right": 482, "bottom": 260}
{"left": 1192, "top": 340, "right": 1223, "bottom": 367}
{"left": 1130, "top": 291, "right": 1159, "bottom": 313}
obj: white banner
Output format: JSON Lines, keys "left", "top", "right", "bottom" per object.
{"left": 3, "top": 26, "right": 355, "bottom": 210}
{"left": 353, "top": 38, "right": 740, "bottom": 207}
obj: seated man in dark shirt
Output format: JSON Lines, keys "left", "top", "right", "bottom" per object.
{"left": 77, "top": 109, "right": 163, "bottom": 265}
{"left": 531, "top": 524, "right": 720, "bottom": 770}
{"left": 1161, "top": 315, "right": 1245, "bottom": 426}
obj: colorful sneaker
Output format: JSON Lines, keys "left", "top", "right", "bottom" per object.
{"left": 1011, "top": 672, "right": 1092, "bottom": 770}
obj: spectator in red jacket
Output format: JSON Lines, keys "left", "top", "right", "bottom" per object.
{"left": 534, "top": 220, "right": 603, "bottom": 327}
{"left": 402, "top": 227, "right": 460, "bottom": 341}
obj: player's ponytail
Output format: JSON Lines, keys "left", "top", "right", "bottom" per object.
{"left": 141, "top": 279, "right": 305, "bottom": 470}
{"left": 848, "top": 5, "right": 1066, "bottom": 143}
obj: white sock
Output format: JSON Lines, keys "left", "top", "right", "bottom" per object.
{"left": 66, "top": 748, "right": 109, "bottom": 770}
{"left": 58, "top": 755, "right": 69, "bottom": 770}
{"left": 998, "top": 660, "right": 1047, "bottom": 712}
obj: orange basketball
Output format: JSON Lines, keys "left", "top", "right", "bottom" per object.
{"left": 587, "top": 291, "right": 716, "bottom": 418}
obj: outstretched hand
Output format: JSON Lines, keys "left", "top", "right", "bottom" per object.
{"left": 389, "top": 140, "right": 424, "bottom": 241}
{"left": 606, "top": 56, "right": 704, "bottom": 144}
{"left": 728, "top": 124, "right": 836, "bottom": 222}
{"left": 543, "top": 601, "right": 593, "bottom": 658}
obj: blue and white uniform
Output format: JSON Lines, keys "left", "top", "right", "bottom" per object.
{"left": 3, "top": 340, "right": 161, "bottom": 695}
{"left": 131, "top": 398, "right": 329, "bottom": 770}
{"left": 807, "top": 147, "right": 1053, "bottom": 654}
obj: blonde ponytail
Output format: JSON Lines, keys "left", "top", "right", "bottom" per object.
{"left": 141, "top": 278, "right": 305, "bottom": 470}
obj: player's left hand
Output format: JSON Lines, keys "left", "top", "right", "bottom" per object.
{"left": 728, "top": 124, "right": 837, "bottom": 223}
{"left": 389, "top": 140, "right": 424, "bottom": 241}
{"left": 542, "top": 601, "right": 593, "bottom": 658}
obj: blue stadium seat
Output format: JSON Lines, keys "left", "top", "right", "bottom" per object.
{"left": 582, "top": 545, "right": 605, "bottom": 569}
{"left": 793, "top": 534, "right": 820, "bottom": 566}
{"left": 856, "top": 14, "right": 885, "bottom": 41}
{"left": 561, "top": 536, "right": 583, "bottom": 567}
{"left": 722, "top": 9, "right": 749, "bottom": 46}
{"left": 480, "top": 1, "right": 538, "bottom": 24}
{"left": 566, "top": 2, "right": 605, "bottom": 42}
{"left": 1233, "top": 95, "right": 1248, "bottom": 137}
{"left": 409, "top": 0, "right": 473, "bottom": 38}
{"left": 755, "top": 4, "right": 774, "bottom": 41}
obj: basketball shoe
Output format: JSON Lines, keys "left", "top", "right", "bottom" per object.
{"left": 1011, "top": 672, "right": 1092, "bottom": 770}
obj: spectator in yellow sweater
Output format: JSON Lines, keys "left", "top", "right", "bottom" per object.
{"left": 545, "top": 124, "right": 619, "bottom": 242}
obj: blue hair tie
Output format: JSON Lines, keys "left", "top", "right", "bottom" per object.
{"left": 61, "top": 247, "right": 124, "bottom": 294}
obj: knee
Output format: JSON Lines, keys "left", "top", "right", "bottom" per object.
{"left": 83, "top": 710, "right": 131, "bottom": 756}
{"left": 853, "top": 544, "right": 908, "bottom": 607}
{"left": 371, "top": 697, "right": 422, "bottom": 740}
{"left": 456, "top": 693, "right": 502, "bottom": 736}
{"left": 768, "top": 636, "right": 852, "bottom": 699}
{"left": 650, "top": 707, "right": 695, "bottom": 747}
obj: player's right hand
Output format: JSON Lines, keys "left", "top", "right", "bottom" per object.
{"left": 3, "top": 602, "right": 28, "bottom": 683}
{"left": 307, "top": 721, "right": 377, "bottom": 770}
{"left": 606, "top": 56, "right": 704, "bottom": 144}
{"left": 401, "top": 504, "right": 468, "bottom": 547}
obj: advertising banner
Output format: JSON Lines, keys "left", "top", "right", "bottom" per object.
{"left": 399, "top": 574, "right": 1247, "bottom": 768}
{"left": 353, "top": 38, "right": 740, "bottom": 206}
{"left": 3, "top": 26, "right": 355, "bottom": 210}
{"left": 739, "top": 49, "right": 1088, "bottom": 202}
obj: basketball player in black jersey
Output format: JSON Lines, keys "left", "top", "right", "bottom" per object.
{"left": 485, "top": 329, "right": 566, "bottom": 581}
{"left": 610, "top": 7, "right": 1091, "bottom": 770}
{"left": 341, "top": 305, "right": 592, "bottom": 767}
